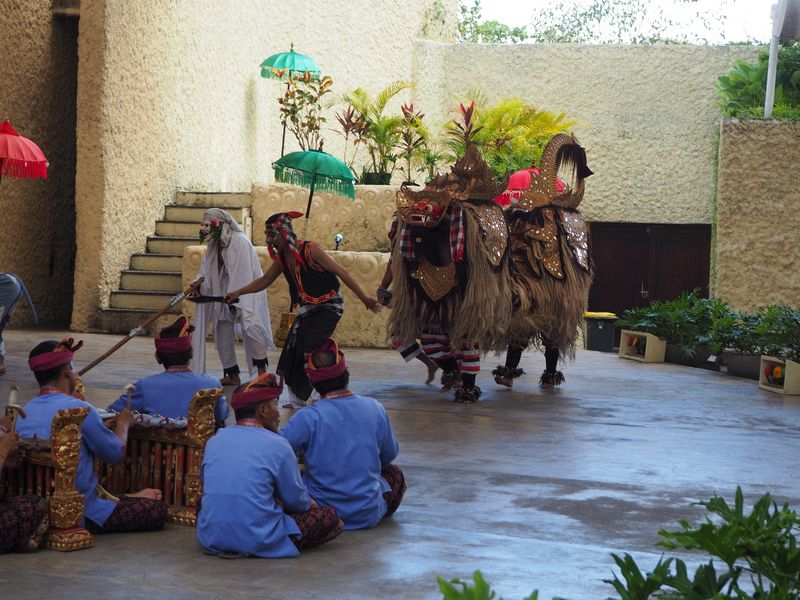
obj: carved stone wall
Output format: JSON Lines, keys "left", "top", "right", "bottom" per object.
{"left": 250, "top": 183, "right": 398, "bottom": 252}
{"left": 182, "top": 246, "right": 390, "bottom": 348}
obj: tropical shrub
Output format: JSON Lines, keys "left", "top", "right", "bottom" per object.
{"left": 717, "top": 41, "right": 800, "bottom": 120}
{"left": 445, "top": 92, "right": 578, "bottom": 178}
{"left": 616, "top": 290, "right": 729, "bottom": 359}
{"left": 278, "top": 75, "right": 334, "bottom": 151}
{"left": 341, "top": 80, "right": 414, "bottom": 181}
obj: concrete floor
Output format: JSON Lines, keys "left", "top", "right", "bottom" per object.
{"left": 1, "top": 328, "right": 799, "bottom": 599}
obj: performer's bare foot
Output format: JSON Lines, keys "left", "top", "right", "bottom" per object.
{"left": 539, "top": 370, "right": 565, "bottom": 391}
{"left": 494, "top": 375, "right": 513, "bottom": 388}
{"left": 417, "top": 355, "right": 439, "bottom": 385}
{"left": 492, "top": 365, "right": 524, "bottom": 389}
{"left": 440, "top": 370, "right": 461, "bottom": 392}
{"left": 220, "top": 374, "right": 241, "bottom": 386}
{"left": 127, "top": 488, "right": 163, "bottom": 500}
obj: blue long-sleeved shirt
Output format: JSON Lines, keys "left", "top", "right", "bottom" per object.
{"left": 18, "top": 393, "right": 124, "bottom": 526}
{"left": 197, "top": 425, "right": 310, "bottom": 558}
{"left": 280, "top": 394, "right": 399, "bottom": 530}
{"left": 108, "top": 369, "right": 228, "bottom": 423}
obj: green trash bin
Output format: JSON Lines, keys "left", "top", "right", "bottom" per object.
{"left": 583, "top": 312, "right": 618, "bottom": 352}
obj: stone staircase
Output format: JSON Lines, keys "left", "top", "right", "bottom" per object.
{"left": 97, "top": 192, "right": 252, "bottom": 334}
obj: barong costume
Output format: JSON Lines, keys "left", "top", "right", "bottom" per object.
{"left": 108, "top": 317, "right": 228, "bottom": 422}
{"left": 192, "top": 208, "right": 275, "bottom": 380}
{"left": 493, "top": 134, "right": 594, "bottom": 389}
{"left": 197, "top": 376, "right": 341, "bottom": 557}
{"left": 18, "top": 340, "right": 165, "bottom": 532}
{"left": 387, "top": 142, "right": 514, "bottom": 402}
{"left": 269, "top": 213, "right": 344, "bottom": 403}
{"left": 280, "top": 340, "right": 405, "bottom": 529}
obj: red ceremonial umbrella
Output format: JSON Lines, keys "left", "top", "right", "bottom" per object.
{"left": 0, "top": 120, "right": 48, "bottom": 184}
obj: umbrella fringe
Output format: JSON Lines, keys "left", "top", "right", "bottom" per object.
{"left": 274, "top": 166, "right": 355, "bottom": 200}
{"left": 0, "top": 158, "right": 47, "bottom": 179}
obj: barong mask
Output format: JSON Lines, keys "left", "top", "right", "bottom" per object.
{"left": 515, "top": 134, "right": 593, "bottom": 212}
{"left": 266, "top": 212, "right": 304, "bottom": 267}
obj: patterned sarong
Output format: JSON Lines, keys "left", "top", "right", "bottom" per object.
{"left": 0, "top": 495, "right": 47, "bottom": 553}
{"left": 289, "top": 506, "right": 343, "bottom": 549}
{"left": 381, "top": 464, "right": 406, "bottom": 517}
{"left": 86, "top": 496, "right": 166, "bottom": 534}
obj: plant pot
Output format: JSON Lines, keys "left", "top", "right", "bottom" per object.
{"left": 665, "top": 344, "right": 712, "bottom": 367}
{"left": 618, "top": 330, "right": 666, "bottom": 363}
{"left": 361, "top": 172, "right": 391, "bottom": 185}
{"left": 724, "top": 352, "right": 760, "bottom": 380}
{"left": 759, "top": 356, "right": 800, "bottom": 395}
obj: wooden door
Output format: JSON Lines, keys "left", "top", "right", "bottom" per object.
{"left": 588, "top": 222, "right": 711, "bottom": 317}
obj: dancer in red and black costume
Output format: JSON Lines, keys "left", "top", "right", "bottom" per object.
{"left": 226, "top": 212, "right": 380, "bottom": 404}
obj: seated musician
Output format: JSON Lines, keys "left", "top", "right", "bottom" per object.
{"left": 107, "top": 316, "right": 228, "bottom": 424}
{"left": 0, "top": 418, "right": 48, "bottom": 552}
{"left": 197, "top": 372, "right": 343, "bottom": 558}
{"left": 17, "top": 339, "right": 166, "bottom": 534}
{"left": 280, "top": 339, "right": 406, "bottom": 530}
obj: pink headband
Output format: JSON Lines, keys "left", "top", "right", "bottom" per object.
{"left": 305, "top": 339, "right": 347, "bottom": 384}
{"left": 230, "top": 372, "right": 283, "bottom": 410}
{"left": 154, "top": 317, "right": 195, "bottom": 354}
{"left": 28, "top": 338, "right": 83, "bottom": 372}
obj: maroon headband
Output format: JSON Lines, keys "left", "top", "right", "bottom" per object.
{"left": 230, "top": 372, "right": 283, "bottom": 410}
{"left": 28, "top": 338, "right": 83, "bottom": 373}
{"left": 305, "top": 339, "right": 347, "bottom": 384}
{"left": 155, "top": 316, "right": 194, "bottom": 354}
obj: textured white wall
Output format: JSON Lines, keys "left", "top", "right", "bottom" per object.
{"left": 412, "top": 41, "right": 760, "bottom": 224}
{"left": 715, "top": 119, "right": 800, "bottom": 311}
{"left": 0, "top": 3, "right": 78, "bottom": 326}
{"left": 71, "top": 0, "right": 455, "bottom": 330}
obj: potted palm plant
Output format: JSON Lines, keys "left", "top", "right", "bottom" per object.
{"left": 444, "top": 92, "right": 577, "bottom": 179}
{"left": 341, "top": 80, "right": 413, "bottom": 184}
{"left": 711, "top": 307, "right": 782, "bottom": 379}
{"left": 618, "top": 291, "right": 727, "bottom": 367}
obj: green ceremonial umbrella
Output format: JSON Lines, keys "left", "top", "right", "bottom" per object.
{"left": 273, "top": 150, "right": 356, "bottom": 235}
{"left": 260, "top": 44, "right": 321, "bottom": 157}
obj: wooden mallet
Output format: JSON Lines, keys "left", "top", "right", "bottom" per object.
{"left": 7, "top": 385, "right": 25, "bottom": 432}
{"left": 124, "top": 383, "right": 135, "bottom": 411}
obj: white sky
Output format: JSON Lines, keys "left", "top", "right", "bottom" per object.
{"left": 481, "top": 0, "right": 774, "bottom": 44}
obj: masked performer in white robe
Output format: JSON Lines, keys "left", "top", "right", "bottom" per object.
{"left": 191, "top": 208, "right": 275, "bottom": 386}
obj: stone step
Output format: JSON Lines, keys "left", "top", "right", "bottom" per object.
{"left": 110, "top": 290, "right": 180, "bottom": 311}
{"left": 174, "top": 191, "right": 251, "bottom": 208}
{"left": 120, "top": 270, "right": 182, "bottom": 293}
{"left": 130, "top": 253, "right": 183, "bottom": 272}
{"left": 164, "top": 205, "right": 248, "bottom": 223}
{"left": 155, "top": 220, "right": 203, "bottom": 238}
{"left": 96, "top": 309, "right": 180, "bottom": 336}
{"left": 146, "top": 236, "right": 198, "bottom": 255}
